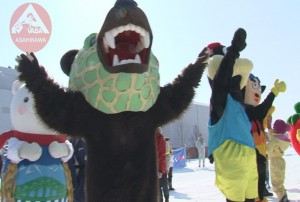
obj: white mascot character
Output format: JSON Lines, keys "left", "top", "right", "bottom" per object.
{"left": 0, "top": 80, "right": 74, "bottom": 202}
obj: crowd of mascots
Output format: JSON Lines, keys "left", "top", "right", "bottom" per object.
{"left": 1, "top": 0, "right": 300, "bottom": 202}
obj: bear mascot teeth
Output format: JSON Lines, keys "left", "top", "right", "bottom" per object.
{"left": 15, "top": 0, "right": 210, "bottom": 201}
{"left": 0, "top": 80, "right": 74, "bottom": 202}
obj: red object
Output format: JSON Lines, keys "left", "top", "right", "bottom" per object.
{"left": 207, "top": 42, "right": 222, "bottom": 51}
{"left": 155, "top": 129, "right": 167, "bottom": 174}
{"left": 0, "top": 130, "right": 68, "bottom": 148}
{"left": 289, "top": 119, "right": 300, "bottom": 156}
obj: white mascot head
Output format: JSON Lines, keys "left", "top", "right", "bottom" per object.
{"left": 10, "top": 80, "right": 57, "bottom": 134}
{"left": 3, "top": 80, "right": 73, "bottom": 163}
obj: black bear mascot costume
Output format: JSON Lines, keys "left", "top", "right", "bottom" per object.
{"left": 15, "top": 0, "right": 210, "bottom": 201}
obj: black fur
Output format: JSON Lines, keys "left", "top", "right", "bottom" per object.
{"left": 16, "top": 47, "right": 209, "bottom": 202}
{"left": 60, "top": 49, "right": 79, "bottom": 76}
{"left": 210, "top": 28, "right": 246, "bottom": 125}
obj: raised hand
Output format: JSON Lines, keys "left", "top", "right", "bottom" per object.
{"left": 49, "top": 141, "right": 70, "bottom": 159}
{"left": 15, "top": 52, "right": 47, "bottom": 83}
{"left": 19, "top": 142, "right": 43, "bottom": 161}
{"left": 271, "top": 79, "right": 286, "bottom": 96}
{"left": 7, "top": 137, "right": 41, "bottom": 163}
{"left": 229, "top": 28, "right": 247, "bottom": 57}
{"left": 194, "top": 47, "right": 210, "bottom": 65}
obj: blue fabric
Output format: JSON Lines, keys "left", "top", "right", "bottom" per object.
{"left": 2, "top": 146, "right": 68, "bottom": 201}
{"left": 173, "top": 147, "right": 186, "bottom": 168}
{"left": 208, "top": 94, "right": 255, "bottom": 155}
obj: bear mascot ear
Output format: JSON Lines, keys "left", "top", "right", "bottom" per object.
{"left": 60, "top": 49, "right": 79, "bottom": 76}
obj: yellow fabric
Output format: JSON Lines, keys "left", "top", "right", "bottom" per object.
{"left": 263, "top": 106, "right": 275, "bottom": 129}
{"left": 63, "top": 162, "right": 74, "bottom": 202}
{"left": 297, "top": 129, "right": 300, "bottom": 142}
{"left": 267, "top": 133, "right": 290, "bottom": 158}
{"left": 2, "top": 163, "right": 17, "bottom": 201}
{"left": 270, "top": 157, "right": 287, "bottom": 200}
{"left": 214, "top": 140, "right": 258, "bottom": 201}
{"left": 207, "top": 55, "right": 253, "bottom": 89}
{"left": 253, "top": 128, "right": 267, "bottom": 157}
{"left": 255, "top": 197, "right": 268, "bottom": 202}
{"left": 271, "top": 79, "right": 286, "bottom": 96}
{"left": 266, "top": 131, "right": 290, "bottom": 200}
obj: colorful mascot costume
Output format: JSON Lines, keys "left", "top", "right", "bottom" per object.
{"left": 207, "top": 28, "right": 258, "bottom": 202}
{"left": 287, "top": 101, "right": 300, "bottom": 156}
{"left": 267, "top": 119, "right": 290, "bottom": 202}
{"left": 0, "top": 81, "right": 74, "bottom": 202}
{"left": 243, "top": 73, "right": 286, "bottom": 202}
{"left": 15, "top": 0, "right": 210, "bottom": 201}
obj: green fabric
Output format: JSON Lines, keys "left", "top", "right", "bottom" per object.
{"left": 214, "top": 140, "right": 258, "bottom": 201}
{"left": 68, "top": 34, "right": 160, "bottom": 114}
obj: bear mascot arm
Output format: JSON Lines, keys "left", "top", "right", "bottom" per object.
{"left": 150, "top": 47, "right": 209, "bottom": 125}
{"left": 60, "top": 47, "right": 210, "bottom": 127}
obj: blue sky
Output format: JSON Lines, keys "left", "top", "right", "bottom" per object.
{"left": 1, "top": 0, "right": 300, "bottom": 123}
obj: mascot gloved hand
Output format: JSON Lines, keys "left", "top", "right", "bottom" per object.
{"left": 229, "top": 28, "right": 247, "bottom": 57}
{"left": 49, "top": 140, "right": 74, "bottom": 162}
{"left": 18, "top": 140, "right": 42, "bottom": 161}
{"left": 271, "top": 79, "right": 286, "bottom": 96}
{"left": 6, "top": 137, "right": 42, "bottom": 163}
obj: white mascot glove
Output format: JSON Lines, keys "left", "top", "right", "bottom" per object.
{"left": 7, "top": 137, "right": 42, "bottom": 163}
{"left": 7, "top": 137, "right": 24, "bottom": 163}
{"left": 19, "top": 142, "right": 43, "bottom": 161}
{"left": 49, "top": 140, "right": 74, "bottom": 162}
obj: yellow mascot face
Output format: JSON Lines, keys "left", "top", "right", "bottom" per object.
{"left": 244, "top": 74, "right": 263, "bottom": 106}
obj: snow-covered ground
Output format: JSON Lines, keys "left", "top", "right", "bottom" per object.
{"left": 169, "top": 146, "right": 300, "bottom": 202}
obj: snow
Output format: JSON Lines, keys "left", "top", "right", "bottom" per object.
{"left": 169, "top": 147, "right": 300, "bottom": 202}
